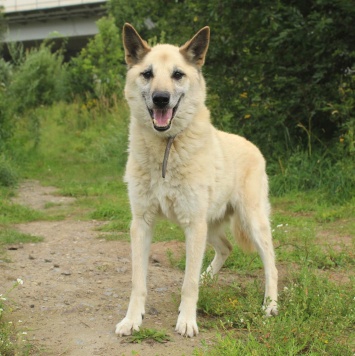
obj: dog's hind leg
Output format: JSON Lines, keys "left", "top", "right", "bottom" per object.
{"left": 115, "top": 217, "right": 153, "bottom": 336}
{"left": 232, "top": 202, "right": 278, "bottom": 317}
{"left": 202, "top": 223, "right": 232, "bottom": 279}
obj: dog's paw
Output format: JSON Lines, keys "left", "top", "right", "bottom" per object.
{"left": 175, "top": 314, "right": 199, "bottom": 337}
{"left": 263, "top": 301, "right": 278, "bottom": 317}
{"left": 115, "top": 316, "right": 142, "bottom": 336}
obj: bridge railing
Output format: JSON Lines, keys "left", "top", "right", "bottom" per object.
{"left": 2, "top": 0, "right": 106, "bottom": 13}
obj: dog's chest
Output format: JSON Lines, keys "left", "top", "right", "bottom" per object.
{"left": 151, "top": 176, "right": 197, "bottom": 225}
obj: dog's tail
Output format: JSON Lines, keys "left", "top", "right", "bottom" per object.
{"left": 231, "top": 215, "right": 256, "bottom": 253}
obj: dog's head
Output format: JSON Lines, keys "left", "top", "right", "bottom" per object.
{"left": 122, "top": 23, "right": 210, "bottom": 136}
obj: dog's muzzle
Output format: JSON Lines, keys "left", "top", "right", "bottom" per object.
{"left": 148, "top": 91, "right": 182, "bottom": 132}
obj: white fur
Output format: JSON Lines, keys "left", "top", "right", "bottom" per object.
{"left": 115, "top": 25, "right": 278, "bottom": 338}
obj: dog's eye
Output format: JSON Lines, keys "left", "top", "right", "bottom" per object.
{"left": 142, "top": 70, "right": 153, "bottom": 80}
{"left": 172, "top": 71, "right": 184, "bottom": 80}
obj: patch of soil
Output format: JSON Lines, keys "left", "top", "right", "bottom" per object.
{"left": 0, "top": 181, "right": 215, "bottom": 355}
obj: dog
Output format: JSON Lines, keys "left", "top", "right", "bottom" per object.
{"left": 115, "top": 23, "right": 278, "bottom": 338}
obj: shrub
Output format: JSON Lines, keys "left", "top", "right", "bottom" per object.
{"left": 68, "top": 16, "right": 125, "bottom": 102}
{"left": 109, "top": 0, "right": 355, "bottom": 160}
{"left": 8, "top": 43, "right": 66, "bottom": 114}
{"left": 0, "top": 155, "right": 18, "bottom": 187}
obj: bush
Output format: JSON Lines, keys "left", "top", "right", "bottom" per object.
{"left": 0, "top": 155, "right": 18, "bottom": 187}
{"left": 8, "top": 43, "right": 66, "bottom": 114}
{"left": 109, "top": 0, "right": 355, "bottom": 160}
{"left": 68, "top": 16, "right": 125, "bottom": 101}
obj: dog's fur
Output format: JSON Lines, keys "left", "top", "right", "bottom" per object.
{"left": 115, "top": 24, "right": 278, "bottom": 337}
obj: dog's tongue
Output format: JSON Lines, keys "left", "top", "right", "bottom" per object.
{"left": 153, "top": 109, "right": 173, "bottom": 127}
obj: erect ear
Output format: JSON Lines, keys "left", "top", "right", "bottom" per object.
{"left": 179, "top": 27, "right": 210, "bottom": 67}
{"left": 122, "top": 23, "right": 151, "bottom": 66}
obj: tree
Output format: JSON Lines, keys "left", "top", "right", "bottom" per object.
{"left": 68, "top": 16, "right": 125, "bottom": 100}
{"left": 109, "top": 0, "right": 355, "bottom": 159}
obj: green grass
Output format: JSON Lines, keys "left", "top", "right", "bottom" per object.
{"left": 1, "top": 101, "right": 354, "bottom": 355}
{"left": 196, "top": 269, "right": 355, "bottom": 355}
{"left": 0, "top": 229, "right": 43, "bottom": 245}
{"left": 125, "top": 328, "right": 172, "bottom": 344}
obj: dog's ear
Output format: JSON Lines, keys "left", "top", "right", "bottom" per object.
{"left": 180, "top": 27, "right": 210, "bottom": 67}
{"left": 122, "top": 23, "right": 151, "bottom": 66}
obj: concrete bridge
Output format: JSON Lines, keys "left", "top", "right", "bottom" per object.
{"left": 1, "top": 0, "right": 108, "bottom": 58}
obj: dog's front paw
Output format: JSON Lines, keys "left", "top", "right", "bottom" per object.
{"left": 115, "top": 316, "right": 142, "bottom": 336}
{"left": 175, "top": 314, "right": 199, "bottom": 337}
{"left": 264, "top": 301, "right": 278, "bottom": 317}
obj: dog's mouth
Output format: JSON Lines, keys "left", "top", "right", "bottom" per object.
{"left": 148, "top": 96, "right": 182, "bottom": 132}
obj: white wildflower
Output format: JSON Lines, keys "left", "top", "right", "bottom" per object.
{"left": 16, "top": 278, "right": 24, "bottom": 285}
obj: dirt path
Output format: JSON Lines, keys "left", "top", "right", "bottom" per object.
{"left": 1, "top": 181, "right": 214, "bottom": 355}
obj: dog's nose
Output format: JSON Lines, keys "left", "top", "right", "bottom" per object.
{"left": 152, "top": 91, "right": 170, "bottom": 108}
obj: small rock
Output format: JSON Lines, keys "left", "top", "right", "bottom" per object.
{"left": 44, "top": 259, "right": 52, "bottom": 263}
{"left": 53, "top": 264, "right": 60, "bottom": 268}
{"left": 61, "top": 271, "right": 71, "bottom": 276}
{"left": 29, "top": 255, "right": 35, "bottom": 260}
{"left": 30, "top": 304, "right": 35, "bottom": 308}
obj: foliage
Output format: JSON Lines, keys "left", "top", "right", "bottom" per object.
{"left": 68, "top": 16, "right": 125, "bottom": 101}
{"left": 0, "top": 44, "right": 67, "bottom": 149}
{"left": 8, "top": 43, "right": 66, "bottom": 114}
{"left": 0, "top": 59, "right": 13, "bottom": 148}
{"left": 109, "top": 0, "right": 355, "bottom": 160}
{"left": 0, "top": 154, "right": 18, "bottom": 187}
{"left": 269, "top": 150, "right": 355, "bottom": 203}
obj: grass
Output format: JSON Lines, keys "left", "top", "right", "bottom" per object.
{"left": 196, "top": 269, "right": 355, "bottom": 355}
{"left": 125, "top": 328, "right": 172, "bottom": 344}
{"left": 1, "top": 100, "right": 354, "bottom": 355}
{"left": 0, "top": 229, "right": 43, "bottom": 245}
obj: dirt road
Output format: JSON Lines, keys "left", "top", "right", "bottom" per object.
{"left": 1, "top": 181, "right": 214, "bottom": 355}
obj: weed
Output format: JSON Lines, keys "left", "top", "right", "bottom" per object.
{"left": 0, "top": 279, "right": 25, "bottom": 355}
{"left": 125, "top": 328, "right": 171, "bottom": 344}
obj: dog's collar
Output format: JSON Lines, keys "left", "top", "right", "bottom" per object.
{"left": 162, "top": 135, "right": 176, "bottom": 178}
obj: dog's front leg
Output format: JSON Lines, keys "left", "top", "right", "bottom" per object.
{"left": 176, "top": 221, "right": 208, "bottom": 337}
{"left": 115, "top": 217, "right": 152, "bottom": 336}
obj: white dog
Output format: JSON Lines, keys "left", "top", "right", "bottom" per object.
{"left": 115, "top": 23, "right": 278, "bottom": 338}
